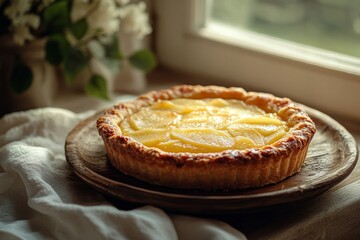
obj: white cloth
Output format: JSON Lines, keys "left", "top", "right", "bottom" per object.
{"left": 0, "top": 108, "right": 246, "bottom": 240}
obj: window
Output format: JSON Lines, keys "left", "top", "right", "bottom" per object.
{"left": 209, "top": 0, "right": 360, "bottom": 58}
{"left": 154, "top": 0, "right": 360, "bottom": 121}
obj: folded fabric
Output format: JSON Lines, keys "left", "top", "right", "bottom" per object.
{"left": 0, "top": 108, "right": 246, "bottom": 240}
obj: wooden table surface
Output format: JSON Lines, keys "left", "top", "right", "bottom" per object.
{"left": 54, "top": 68, "right": 360, "bottom": 240}
{"left": 224, "top": 121, "right": 360, "bottom": 240}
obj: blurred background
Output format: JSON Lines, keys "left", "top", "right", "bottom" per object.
{"left": 210, "top": 0, "right": 360, "bottom": 58}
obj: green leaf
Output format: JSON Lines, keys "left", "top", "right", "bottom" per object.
{"left": 128, "top": 49, "right": 157, "bottom": 72}
{"left": 63, "top": 48, "right": 88, "bottom": 85}
{"left": 45, "top": 34, "right": 70, "bottom": 65}
{"left": 85, "top": 74, "right": 109, "bottom": 100}
{"left": 69, "top": 18, "right": 88, "bottom": 40}
{"left": 43, "top": 0, "right": 69, "bottom": 34}
{"left": 10, "top": 59, "right": 33, "bottom": 93}
{"left": 103, "top": 35, "right": 122, "bottom": 60}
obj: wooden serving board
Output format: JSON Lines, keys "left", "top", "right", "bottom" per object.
{"left": 65, "top": 106, "right": 358, "bottom": 215}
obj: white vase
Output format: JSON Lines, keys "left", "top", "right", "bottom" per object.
{"left": 0, "top": 37, "right": 58, "bottom": 115}
{"left": 69, "top": 58, "right": 115, "bottom": 99}
{"left": 113, "top": 31, "right": 147, "bottom": 94}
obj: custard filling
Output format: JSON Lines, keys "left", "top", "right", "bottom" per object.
{"left": 119, "top": 98, "right": 289, "bottom": 153}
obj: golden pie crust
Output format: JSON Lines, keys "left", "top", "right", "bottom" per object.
{"left": 96, "top": 85, "right": 316, "bottom": 190}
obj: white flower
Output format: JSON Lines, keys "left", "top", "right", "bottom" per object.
{"left": 4, "top": 0, "right": 31, "bottom": 20}
{"left": 11, "top": 14, "right": 40, "bottom": 29}
{"left": 71, "top": 0, "right": 121, "bottom": 39}
{"left": 87, "top": 0, "right": 120, "bottom": 36}
{"left": 4, "top": 0, "right": 41, "bottom": 45}
{"left": 12, "top": 24, "right": 35, "bottom": 45}
{"left": 10, "top": 14, "right": 40, "bottom": 45}
{"left": 119, "top": 2, "right": 152, "bottom": 39}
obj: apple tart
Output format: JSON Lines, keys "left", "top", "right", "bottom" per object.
{"left": 97, "top": 85, "right": 316, "bottom": 190}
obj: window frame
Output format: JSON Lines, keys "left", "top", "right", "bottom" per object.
{"left": 154, "top": 0, "right": 360, "bottom": 121}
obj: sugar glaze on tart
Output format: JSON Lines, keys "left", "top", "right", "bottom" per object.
{"left": 119, "top": 98, "right": 289, "bottom": 153}
{"left": 97, "top": 85, "right": 316, "bottom": 190}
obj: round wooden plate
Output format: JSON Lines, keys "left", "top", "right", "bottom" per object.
{"left": 65, "top": 106, "right": 358, "bottom": 215}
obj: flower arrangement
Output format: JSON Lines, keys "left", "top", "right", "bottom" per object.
{"left": 0, "top": 0, "right": 156, "bottom": 99}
